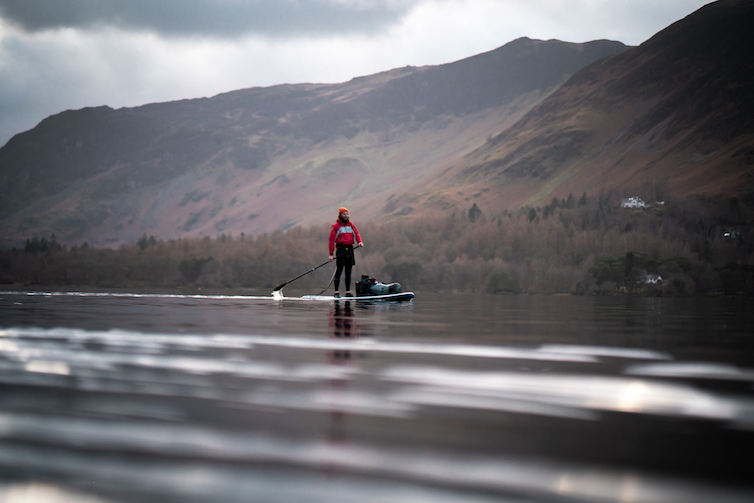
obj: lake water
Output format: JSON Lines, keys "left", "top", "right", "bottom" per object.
{"left": 0, "top": 290, "right": 753, "bottom": 503}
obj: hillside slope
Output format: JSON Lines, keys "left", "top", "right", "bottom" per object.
{"left": 409, "top": 0, "right": 754, "bottom": 217}
{"left": 0, "top": 38, "right": 627, "bottom": 247}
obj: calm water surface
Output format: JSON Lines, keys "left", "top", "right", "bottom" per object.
{"left": 0, "top": 290, "right": 753, "bottom": 503}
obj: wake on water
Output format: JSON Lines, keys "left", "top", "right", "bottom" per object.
{"left": 0, "top": 290, "right": 325, "bottom": 302}
{"left": 0, "top": 290, "right": 411, "bottom": 302}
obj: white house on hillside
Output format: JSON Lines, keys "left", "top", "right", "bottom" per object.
{"left": 645, "top": 274, "right": 662, "bottom": 284}
{"left": 621, "top": 197, "right": 647, "bottom": 208}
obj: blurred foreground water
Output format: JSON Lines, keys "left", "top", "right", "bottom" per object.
{"left": 0, "top": 290, "right": 753, "bottom": 503}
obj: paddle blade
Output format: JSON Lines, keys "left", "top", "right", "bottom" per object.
{"left": 272, "top": 283, "right": 286, "bottom": 292}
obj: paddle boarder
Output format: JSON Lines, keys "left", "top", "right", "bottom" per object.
{"left": 328, "top": 207, "right": 364, "bottom": 298}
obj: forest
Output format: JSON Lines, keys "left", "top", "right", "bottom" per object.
{"left": 2, "top": 188, "right": 753, "bottom": 296}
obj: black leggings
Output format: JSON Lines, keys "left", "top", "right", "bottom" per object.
{"left": 334, "top": 246, "right": 355, "bottom": 292}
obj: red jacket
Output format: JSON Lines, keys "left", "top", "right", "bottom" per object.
{"left": 329, "top": 219, "right": 362, "bottom": 255}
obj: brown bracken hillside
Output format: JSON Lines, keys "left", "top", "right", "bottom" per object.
{"left": 404, "top": 0, "right": 754, "bottom": 219}
{"left": 3, "top": 1, "right": 754, "bottom": 250}
{"left": 0, "top": 38, "right": 627, "bottom": 248}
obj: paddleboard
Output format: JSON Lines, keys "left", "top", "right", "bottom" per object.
{"left": 301, "top": 292, "right": 415, "bottom": 302}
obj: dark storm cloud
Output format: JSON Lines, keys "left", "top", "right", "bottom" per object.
{"left": 0, "top": 0, "right": 417, "bottom": 38}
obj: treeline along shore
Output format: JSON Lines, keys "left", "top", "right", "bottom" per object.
{"left": 2, "top": 190, "right": 753, "bottom": 296}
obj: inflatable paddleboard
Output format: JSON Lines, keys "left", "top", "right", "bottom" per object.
{"left": 301, "top": 292, "right": 415, "bottom": 302}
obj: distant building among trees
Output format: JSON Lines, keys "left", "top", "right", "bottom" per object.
{"left": 621, "top": 197, "right": 647, "bottom": 209}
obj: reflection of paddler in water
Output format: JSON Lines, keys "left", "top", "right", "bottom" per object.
{"left": 329, "top": 301, "right": 359, "bottom": 338}
{"left": 327, "top": 301, "right": 359, "bottom": 376}
{"left": 322, "top": 301, "right": 360, "bottom": 477}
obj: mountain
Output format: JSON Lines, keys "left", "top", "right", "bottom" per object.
{"left": 0, "top": 37, "right": 627, "bottom": 247}
{"left": 410, "top": 0, "right": 754, "bottom": 215}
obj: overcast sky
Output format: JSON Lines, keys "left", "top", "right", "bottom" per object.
{"left": 0, "top": 0, "right": 711, "bottom": 146}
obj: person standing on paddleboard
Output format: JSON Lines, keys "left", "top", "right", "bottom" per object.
{"left": 329, "top": 207, "right": 364, "bottom": 298}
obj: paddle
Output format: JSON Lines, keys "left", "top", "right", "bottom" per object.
{"left": 272, "top": 246, "right": 360, "bottom": 293}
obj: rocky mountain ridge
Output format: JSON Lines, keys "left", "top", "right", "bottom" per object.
{"left": 410, "top": 0, "right": 754, "bottom": 216}
{"left": 0, "top": 37, "right": 627, "bottom": 247}
{"left": 4, "top": 1, "right": 754, "bottom": 249}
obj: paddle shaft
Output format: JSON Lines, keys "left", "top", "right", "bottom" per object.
{"left": 272, "top": 246, "right": 359, "bottom": 292}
